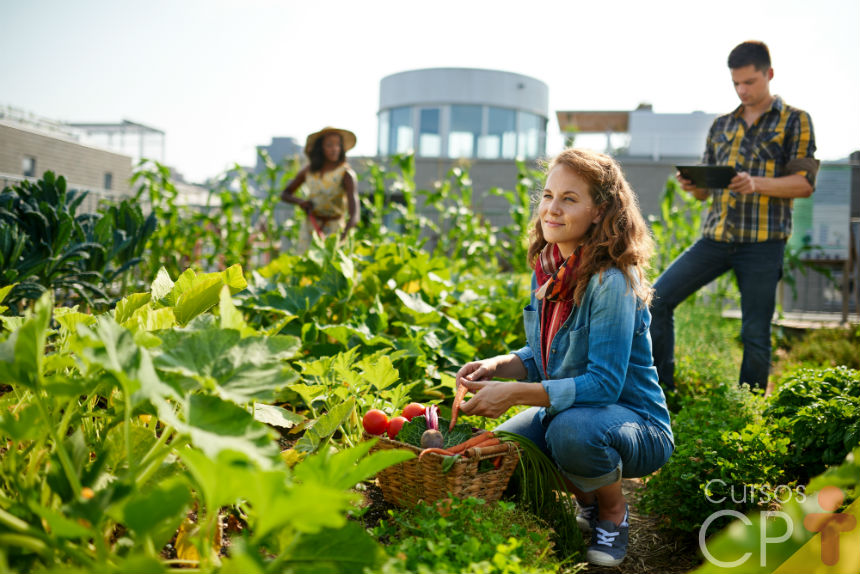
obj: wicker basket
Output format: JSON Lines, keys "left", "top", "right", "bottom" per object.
{"left": 367, "top": 431, "right": 520, "bottom": 507}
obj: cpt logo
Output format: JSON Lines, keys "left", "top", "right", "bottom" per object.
{"left": 802, "top": 486, "right": 857, "bottom": 566}
{"left": 699, "top": 485, "right": 858, "bottom": 569}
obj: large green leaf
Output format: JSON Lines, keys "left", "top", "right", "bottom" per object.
{"left": 177, "top": 448, "right": 353, "bottom": 545}
{"left": 102, "top": 422, "right": 160, "bottom": 475}
{"left": 172, "top": 266, "right": 249, "bottom": 326}
{"left": 281, "top": 521, "right": 385, "bottom": 574}
{"left": 317, "top": 323, "right": 395, "bottom": 349}
{"left": 248, "top": 474, "right": 355, "bottom": 541}
{"left": 293, "top": 439, "right": 414, "bottom": 491}
{"left": 76, "top": 317, "right": 181, "bottom": 427}
{"left": 358, "top": 354, "right": 400, "bottom": 390}
{"left": 149, "top": 267, "right": 175, "bottom": 305}
{"left": 0, "top": 403, "right": 47, "bottom": 441}
{"left": 115, "top": 292, "right": 152, "bottom": 324}
{"left": 178, "top": 449, "right": 254, "bottom": 511}
{"left": 0, "top": 291, "right": 51, "bottom": 389}
{"left": 394, "top": 288, "right": 440, "bottom": 319}
{"left": 185, "top": 394, "right": 279, "bottom": 468}
{"left": 124, "top": 305, "right": 176, "bottom": 332}
{"left": 217, "top": 541, "right": 265, "bottom": 574}
{"left": 253, "top": 403, "right": 306, "bottom": 430}
{"left": 0, "top": 284, "right": 14, "bottom": 305}
{"left": 174, "top": 274, "right": 224, "bottom": 326}
{"left": 154, "top": 329, "right": 301, "bottom": 403}
{"left": 221, "top": 263, "right": 248, "bottom": 291}
{"left": 295, "top": 398, "right": 356, "bottom": 453}
{"left": 31, "top": 505, "right": 93, "bottom": 539}
{"left": 121, "top": 476, "right": 191, "bottom": 547}
{"left": 218, "top": 285, "right": 256, "bottom": 337}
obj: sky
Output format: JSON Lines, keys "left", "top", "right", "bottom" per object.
{"left": 1, "top": 0, "right": 858, "bottom": 183}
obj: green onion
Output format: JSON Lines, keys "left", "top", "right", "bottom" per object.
{"left": 496, "top": 431, "right": 584, "bottom": 558}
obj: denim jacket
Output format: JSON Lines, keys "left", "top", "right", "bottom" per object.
{"left": 512, "top": 267, "right": 673, "bottom": 438}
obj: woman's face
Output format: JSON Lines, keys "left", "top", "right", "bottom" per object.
{"left": 539, "top": 164, "right": 601, "bottom": 258}
{"left": 322, "top": 134, "right": 342, "bottom": 163}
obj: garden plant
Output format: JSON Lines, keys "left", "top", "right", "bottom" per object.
{"left": 0, "top": 155, "right": 857, "bottom": 573}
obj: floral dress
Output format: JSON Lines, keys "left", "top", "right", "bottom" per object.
{"left": 304, "top": 163, "right": 354, "bottom": 219}
{"left": 297, "top": 163, "right": 355, "bottom": 250}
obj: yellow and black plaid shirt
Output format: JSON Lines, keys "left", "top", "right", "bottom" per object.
{"left": 701, "top": 96, "right": 817, "bottom": 242}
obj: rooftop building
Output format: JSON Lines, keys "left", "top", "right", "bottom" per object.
{"left": 378, "top": 68, "right": 549, "bottom": 160}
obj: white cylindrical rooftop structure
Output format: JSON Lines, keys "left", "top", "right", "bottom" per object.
{"left": 378, "top": 68, "right": 549, "bottom": 160}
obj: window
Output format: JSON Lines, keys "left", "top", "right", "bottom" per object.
{"left": 377, "top": 110, "right": 390, "bottom": 156}
{"left": 479, "top": 107, "right": 517, "bottom": 159}
{"left": 517, "top": 112, "right": 545, "bottom": 159}
{"left": 418, "top": 108, "right": 441, "bottom": 157}
{"left": 389, "top": 107, "right": 413, "bottom": 155}
{"left": 104, "top": 172, "right": 113, "bottom": 190}
{"left": 22, "top": 156, "right": 36, "bottom": 177}
{"left": 448, "top": 105, "right": 482, "bottom": 158}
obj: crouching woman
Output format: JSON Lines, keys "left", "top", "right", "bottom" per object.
{"left": 456, "top": 148, "right": 673, "bottom": 567}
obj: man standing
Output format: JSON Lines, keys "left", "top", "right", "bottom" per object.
{"left": 650, "top": 40, "right": 819, "bottom": 392}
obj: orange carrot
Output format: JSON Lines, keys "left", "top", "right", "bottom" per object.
{"left": 418, "top": 447, "right": 457, "bottom": 461}
{"left": 448, "top": 432, "right": 496, "bottom": 454}
{"left": 449, "top": 384, "right": 469, "bottom": 431}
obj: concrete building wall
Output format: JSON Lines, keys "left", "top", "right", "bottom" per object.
{"left": 380, "top": 68, "right": 549, "bottom": 116}
{"left": 0, "top": 121, "right": 133, "bottom": 196}
{"left": 627, "top": 110, "right": 716, "bottom": 159}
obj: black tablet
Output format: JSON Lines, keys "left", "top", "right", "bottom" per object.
{"left": 676, "top": 165, "right": 738, "bottom": 189}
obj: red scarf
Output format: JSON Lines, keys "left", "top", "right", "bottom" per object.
{"left": 535, "top": 244, "right": 582, "bottom": 375}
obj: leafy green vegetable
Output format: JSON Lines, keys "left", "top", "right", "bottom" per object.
{"left": 395, "top": 415, "right": 472, "bottom": 448}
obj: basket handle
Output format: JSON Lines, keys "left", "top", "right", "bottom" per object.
{"left": 466, "top": 441, "right": 517, "bottom": 459}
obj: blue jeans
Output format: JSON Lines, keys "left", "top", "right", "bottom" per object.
{"left": 495, "top": 405, "right": 674, "bottom": 492}
{"left": 649, "top": 238, "right": 785, "bottom": 390}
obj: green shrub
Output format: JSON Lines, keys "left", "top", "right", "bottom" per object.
{"left": 775, "top": 326, "right": 860, "bottom": 372}
{"left": 0, "top": 172, "right": 155, "bottom": 310}
{"left": 638, "top": 382, "right": 789, "bottom": 534}
{"left": 373, "top": 497, "right": 578, "bottom": 574}
{"left": 765, "top": 366, "right": 860, "bottom": 481}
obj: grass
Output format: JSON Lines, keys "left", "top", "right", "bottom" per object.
{"left": 672, "top": 299, "right": 743, "bottom": 398}
{"left": 773, "top": 324, "right": 860, "bottom": 380}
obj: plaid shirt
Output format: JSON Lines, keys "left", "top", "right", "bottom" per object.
{"left": 701, "top": 96, "right": 817, "bottom": 242}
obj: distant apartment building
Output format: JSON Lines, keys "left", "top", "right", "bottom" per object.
{"left": 255, "top": 136, "right": 303, "bottom": 172}
{"left": 70, "top": 120, "right": 166, "bottom": 169}
{"left": 0, "top": 106, "right": 134, "bottom": 206}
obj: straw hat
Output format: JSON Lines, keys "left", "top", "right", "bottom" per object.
{"left": 304, "top": 127, "right": 357, "bottom": 156}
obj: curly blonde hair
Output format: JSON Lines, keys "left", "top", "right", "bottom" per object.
{"left": 527, "top": 148, "right": 654, "bottom": 306}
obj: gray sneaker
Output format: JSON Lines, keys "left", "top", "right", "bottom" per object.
{"left": 575, "top": 500, "right": 598, "bottom": 533}
{"left": 586, "top": 507, "right": 629, "bottom": 567}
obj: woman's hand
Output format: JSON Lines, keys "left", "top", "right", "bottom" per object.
{"left": 455, "top": 358, "right": 499, "bottom": 387}
{"left": 458, "top": 379, "right": 516, "bottom": 419}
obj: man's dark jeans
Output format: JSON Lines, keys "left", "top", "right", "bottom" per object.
{"left": 649, "top": 238, "right": 785, "bottom": 391}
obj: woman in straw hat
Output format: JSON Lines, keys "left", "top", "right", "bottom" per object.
{"left": 281, "top": 127, "right": 359, "bottom": 250}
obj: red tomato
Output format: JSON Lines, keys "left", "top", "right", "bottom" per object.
{"left": 362, "top": 409, "right": 389, "bottom": 435}
{"left": 401, "top": 402, "right": 426, "bottom": 421}
{"left": 388, "top": 415, "right": 408, "bottom": 440}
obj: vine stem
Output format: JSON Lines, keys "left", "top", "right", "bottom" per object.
{"left": 34, "top": 393, "right": 82, "bottom": 495}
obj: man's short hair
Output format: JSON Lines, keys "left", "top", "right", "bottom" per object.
{"left": 728, "top": 41, "right": 771, "bottom": 71}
